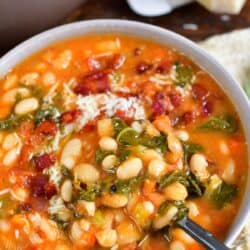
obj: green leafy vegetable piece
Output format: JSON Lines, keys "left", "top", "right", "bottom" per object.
{"left": 0, "top": 114, "right": 32, "bottom": 131}
{"left": 158, "top": 201, "right": 188, "bottom": 222}
{"left": 0, "top": 194, "right": 17, "bottom": 218}
{"left": 34, "top": 106, "right": 60, "bottom": 125}
{"left": 159, "top": 171, "right": 204, "bottom": 197}
{"left": 61, "top": 165, "right": 73, "bottom": 180}
{"left": 174, "top": 63, "right": 193, "bottom": 87}
{"left": 158, "top": 171, "right": 189, "bottom": 189}
{"left": 205, "top": 176, "right": 237, "bottom": 208}
{"left": 161, "top": 226, "right": 173, "bottom": 243}
{"left": 117, "top": 147, "right": 131, "bottom": 162}
{"left": 117, "top": 127, "right": 139, "bottom": 145}
{"left": 95, "top": 149, "right": 113, "bottom": 165}
{"left": 183, "top": 142, "right": 204, "bottom": 164}
{"left": 198, "top": 115, "right": 237, "bottom": 133}
{"left": 112, "top": 117, "right": 128, "bottom": 137}
{"left": 113, "top": 176, "right": 146, "bottom": 195}
{"left": 78, "top": 184, "right": 102, "bottom": 202}
{"left": 140, "top": 134, "right": 167, "bottom": 153}
{"left": 187, "top": 172, "right": 204, "bottom": 197}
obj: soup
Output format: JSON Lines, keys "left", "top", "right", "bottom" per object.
{"left": 0, "top": 35, "right": 247, "bottom": 250}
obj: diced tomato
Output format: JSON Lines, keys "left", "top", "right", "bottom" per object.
{"left": 136, "top": 61, "right": 152, "bottom": 74}
{"left": 155, "top": 60, "right": 172, "bottom": 74}
{"left": 60, "top": 109, "right": 82, "bottom": 124}
{"left": 181, "top": 111, "right": 196, "bottom": 125}
{"left": 169, "top": 92, "right": 182, "bottom": 107}
{"left": 74, "top": 71, "right": 110, "bottom": 96}
{"left": 36, "top": 120, "right": 57, "bottom": 136}
{"left": 201, "top": 100, "right": 213, "bottom": 117}
{"left": 33, "top": 153, "right": 56, "bottom": 172}
{"left": 19, "top": 145, "right": 33, "bottom": 166}
{"left": 152, "top": 92, "right": 173, "bottom": 117}
{"left": 44, "top": 182, "right": 57, "bottom": 199}
{"left": 115, "top": 109, "right": 133, "bottom": 123}
{"left": 192, "top": 83, "right": 209, "bottom": 101}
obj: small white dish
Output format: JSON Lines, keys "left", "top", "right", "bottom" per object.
{"left": 127, "top": 0, "right": 193, "bottom": 17}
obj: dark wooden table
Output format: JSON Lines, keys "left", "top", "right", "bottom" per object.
{"left": 65, "top": 0, "right": 250, "bottom": 41}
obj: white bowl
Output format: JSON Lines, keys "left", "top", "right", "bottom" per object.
{"left": 0, "top": 20, "right": 249, "bottom": 247}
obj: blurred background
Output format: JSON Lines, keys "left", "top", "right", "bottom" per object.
{"left": 0, "top": 0, "right": 249, "bottom": 55}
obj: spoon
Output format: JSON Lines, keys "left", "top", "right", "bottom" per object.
{"left": 177, "top": 217, "right": 230, "bottom": 250}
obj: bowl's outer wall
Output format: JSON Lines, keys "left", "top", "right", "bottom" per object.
{"left": 0, "top": 20, "right": 250, "bottom": 246}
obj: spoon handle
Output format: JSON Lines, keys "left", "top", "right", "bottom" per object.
{"left": 177, "top": 217, "right": 230, "bottom": 250}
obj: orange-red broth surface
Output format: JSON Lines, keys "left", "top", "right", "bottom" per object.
{"left": 0, "top": 35, "right": 247, "bottom": 250}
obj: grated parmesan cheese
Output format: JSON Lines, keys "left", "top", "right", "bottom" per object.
{"left": 43, "top": 164, "right": 62, "bottom": 188}
{"left": 48, "top": 196, "right": 66, "bottom": 215}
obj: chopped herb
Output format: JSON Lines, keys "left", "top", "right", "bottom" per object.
{"left": 161, "top": 226, "right": 173, "bottom": 243}
{"left": 112, "top": 117, "right": 128, "bottom": 137}
{"left": 117, "top": 147, "right": 131, "bottom": 162}
{"left": 34, "top": 105, "right": 60, "bottom": 125}
{"left": 117, "top": 127, "right": 139, "bottom": 145}
{"left": 198, "top": 115, "right": 237, "bottom": 133}
{"left": 78, "top": 184, "right": 102, "bottom": 202}
{"left": 140, "top": 133, "right": 167, "bottom": 153}
{"left": 187, "top": 172, "right": 204, "bottom": 197}
{"left": 61, "top": 165, "right": 73, "bottom": 180}
{"left": 183, "top": 142, "right": 204, "bottom": 163}
{"left": 95, "top": 149, "right": 113, "bottom": 165}
{"left": 174, "top": 63, "right": 193, "bottom": 87}
{"left": 0, "top": 114, "right": 32, "bottom": 131}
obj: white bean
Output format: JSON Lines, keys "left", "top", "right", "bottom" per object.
{"left": 77, "top": 200, "right": 96, "bottom": 217}
{"left": 99, "top": 137, "right": 117, "bottom": 152}
{"left": 145, "top": 121, "right": 160, "bottom": 137}
{"left": 153, "top": 206, "right": 178, "bottom": 229}
{"left": 61, "top": 180, "right": 73, "bottom": 202}
{"left": 14, "top": 97, "right": 39, "bottom": 115}
{"left": 10, "top": 188, "right": 29, "bottom": 202}
{"left": 2, "top": 89, "right": 17, "bottom": 104}
{"left": 42, "top": 72, "right": 56, "bottom": 86}
{"left": 20, "top": 72, "right": 39, "bottom": 85}
{"left": 97, "top": 118, "right": 113, "bottom": 137}
{"left": 170, "top": 241, "right": 186, "bottom": 250}
{"left": 3, "top": 74, "right": 18, "bottom": 90}
{"left": 142, "top": 201, "right": 155, "bottom": 214}
{"left": 40, "top": 219, "right": 59, "bottom": 241}
{"left": 3, "top": 147, "right": 19, "bottom": 167}
{"left": 168, "top": 134, "right": 183, "bottom": 154}
{"left": 71, "top": 221, "right": 83, "bottom": 241}
{"left": 60, "top": 138, "right": 82, "bottom": 169}
{"left": 222, "top": 158, "right": 235, "bottom": 183}
{"left": 0, "top": 220, "right": 10, "bottom": 232}
{"left": 74, "top": 163, "right": 100, "bottom": 183}
{"left": 102, "top": 155, "right": 117, "bottom": 170}
{"left": 96, "top": 229, "right": 117, "bottom": 248}
{"left": 53, "top": 50, "right": 72, "bottom": 69}
{"left": 175, "top": 130, "right": 189, "bottom": 142}
{"left": 190, "top": 153, "right": 209, "bottom": 181}
{"left": 140, "top": 148, "right": 162, "bottom": 164}
{"left": 186, "top": 201, "right": 199, "bottom": 218}
{"left": 148, "top": 159, "right": 166, "bottom": 177}
{"left": 101, "top": 193, "right": 128, "bottom": 208}
{"left": 117, "top": 157, "right": 143, "bottom": 180}
{"left": 2, "top": 133, "right": 19, "bottom": 150}
{"left": 163, "top": 182, "right": 188, "bottom": 201}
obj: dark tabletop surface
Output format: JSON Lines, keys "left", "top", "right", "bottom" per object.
{"left": 65, "top": 0, "right": 250, "bottom": 41}
{"left": 1, "top": 0, "right": 250, "bottom": 56}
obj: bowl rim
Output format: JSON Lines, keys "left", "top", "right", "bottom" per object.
{"left": 0, "top": 19, "right": 250, "bottom": 246}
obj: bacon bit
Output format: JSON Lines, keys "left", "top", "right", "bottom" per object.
{"left": 181, "top": 111, "right": 196, "bottom": 125}
{"left": 33, "top": 153, "right": 56, "bottom": 172}
{"left": 134, "top": 48, "right": 142, "bottom": 56}
{"left": 152, "top": 93, "right": 173, "bottom": 117}
{"left": 169, "top": 92, "right": 182, "bottom": 107}
{"left": 60, "top": 109, "right": 82, "bottom": 124}
{"left": 115, "top": 109, "right": 133, "bottom": 123}
{"left": 36, "top": 120, "right": 57, "bottom": 136}
{"left": 28, "top": 174, "right": 56, "bottom": 199}
{"left": 74, "top": 71, "right": 110, "bottom": 96}
{"left": 192, "top": 84, "right": 209, "bottom": 101}
{"left": 155, "top": 60, "right": 172, "bottom": 74}
{"left": 136, "top": 62, "right": 152, "bottom": 74}
{"left": 201, "top": 101, "right": 213, "bottom": 117}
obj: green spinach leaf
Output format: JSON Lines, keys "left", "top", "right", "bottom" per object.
{"left": 34, "top": 105, "right": 60, "bottom": 125}
{"left": 183, "top": 142, "right": 204, "bottom": 164}
{"left": 198, "top": 115, "right": 237, "bottom": 133}
{"left": 174, "top": 63, "right": 194, "bottom": 87}
{"left": 140, "top": 134, "right": 167, "bottom": 153}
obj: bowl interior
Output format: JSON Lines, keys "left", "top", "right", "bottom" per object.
{"left": 0, "top": 19, "right": 250, "bottom": 246}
